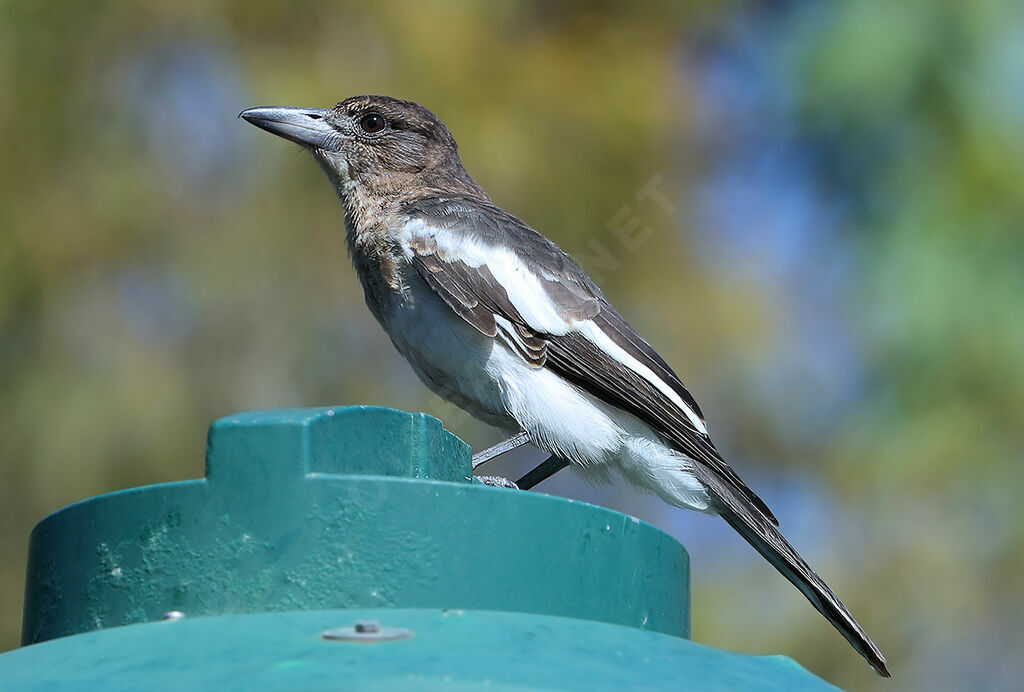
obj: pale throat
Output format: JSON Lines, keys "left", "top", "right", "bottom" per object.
{"left": 336, "top": 178, "right": 407, "bottom": 299}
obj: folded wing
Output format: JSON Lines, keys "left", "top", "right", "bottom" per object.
{"left": 400, "top": 196, "right": 889, "bottom": 676}
{"left": 402, "top": 196, "right": 776, "bottom": 523}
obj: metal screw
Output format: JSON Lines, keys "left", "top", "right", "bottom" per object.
{"left": 162, "top": 611, "right": 186, "bottom": 621}
{"left": 322, "top": 620, "right": 412, "bottom": 642}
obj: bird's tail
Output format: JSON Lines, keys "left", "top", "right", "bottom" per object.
{"left": 710, "top": 482, "right": 890, "bottom": 677}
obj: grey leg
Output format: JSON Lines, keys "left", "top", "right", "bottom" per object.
{"left": 472, "top": 434, "right": 571, "bottom": 491}
{"left": 472, "top": 431, "right": 531, "bottom": 469}
{"left": 515, "top": 455, "right": 571, "bottom": 490}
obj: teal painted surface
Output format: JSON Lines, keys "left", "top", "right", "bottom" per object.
{"left": 0, "top": 608, "right": 839, "bottom": 691}
{"left": 22, "top": 406, "right": 690, "bottom": 646}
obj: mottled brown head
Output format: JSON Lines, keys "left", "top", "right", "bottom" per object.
{"left": 240, "top": 95, "right": 485, "bottom": 202}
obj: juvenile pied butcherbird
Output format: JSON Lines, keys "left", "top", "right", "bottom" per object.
{"left": 239, "top": 95, "right": 889, "bottom": 677}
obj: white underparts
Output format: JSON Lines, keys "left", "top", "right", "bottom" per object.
{"left": 484, "top": 344, "right": 713, "bottom": 513}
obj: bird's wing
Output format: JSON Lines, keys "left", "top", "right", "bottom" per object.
{"left": 401, "top": 197, "right": 776, "bottom": 524}
{"left": 401, "top": 197, "right": 891, "bottom": 676}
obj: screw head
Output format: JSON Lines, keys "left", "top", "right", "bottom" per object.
{"left": 322, "top": 620, "right": 412, "bottom": 643}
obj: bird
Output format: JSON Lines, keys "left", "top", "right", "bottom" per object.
{"left": 239, "top": 95, "right": 889, "bottom": 677}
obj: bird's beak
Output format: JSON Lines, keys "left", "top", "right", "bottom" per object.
{"left": 238, "top": 106, "right": 345, "bottom": 152}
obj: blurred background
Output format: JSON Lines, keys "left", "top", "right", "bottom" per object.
{"left": 2, "top": 1, "right": 1022, "bottom": 688}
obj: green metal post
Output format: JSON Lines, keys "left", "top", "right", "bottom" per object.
{"left": 2, "top": 406, "right": 838, "bottom": 690}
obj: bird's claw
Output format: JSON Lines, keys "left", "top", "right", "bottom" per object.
{"left": 475, "top": 475, "right": 520, "bottom": 489}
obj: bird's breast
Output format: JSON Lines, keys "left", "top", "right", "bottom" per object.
{"left": 368, "top": 265, "right": 513, "bottom": 427}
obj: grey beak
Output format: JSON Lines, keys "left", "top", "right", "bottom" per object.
{"left": 239, "top": 106, "right": 344, "bottom": 151}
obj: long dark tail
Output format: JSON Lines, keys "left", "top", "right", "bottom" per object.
{"left": 703, "top": 472, "right": 890, "bottom": 677}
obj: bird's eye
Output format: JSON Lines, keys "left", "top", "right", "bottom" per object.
{"left": 359, "top": 113, "right": 386, "bottom": 134}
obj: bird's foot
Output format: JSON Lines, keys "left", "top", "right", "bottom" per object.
{"left": 475, "top": 475, "right": 520, "bottom": 489}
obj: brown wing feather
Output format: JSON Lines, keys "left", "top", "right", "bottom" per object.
{"left": 406, "top": 203, "right": 776, "bottom": 524}
{"left": 544, "top": 322, "right": 777, "bottom": 524}
{"left": 415, "top": 250, "right": 497, "bottom": 338}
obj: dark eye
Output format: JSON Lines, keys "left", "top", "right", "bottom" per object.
{"left": 359, "top": 113, "right": 386, "bottom": 134}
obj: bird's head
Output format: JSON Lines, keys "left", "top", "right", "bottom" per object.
{"left": 240, "top": 95, "right": 483, "bottom": 201}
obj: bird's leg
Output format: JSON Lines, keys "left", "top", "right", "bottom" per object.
{"left": 471, "top": 430, "right": 531, "bottom": 470}
{"left": 473, "top": 431, "right": 532, "bottom": 489}
{"left": 515, "top": 454, "right": 571, "bottom": 490}
{"left": 472, "top": 434, "right": 572, "bottom": 490}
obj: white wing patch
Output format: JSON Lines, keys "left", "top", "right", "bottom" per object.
{"left": 575, "top": 320, "right": 709, "bottom": 436}
{"left": 402, "top": 219, "right": 569, "bottom": 334}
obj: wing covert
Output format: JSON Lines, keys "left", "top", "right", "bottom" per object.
{"left": 403, "top": 196, "right": 777, "bottom": 525}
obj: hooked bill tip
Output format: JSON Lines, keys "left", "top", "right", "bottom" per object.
{"left": 237, "top": 106, "right": 341, "bottom": 151}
